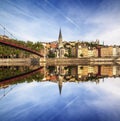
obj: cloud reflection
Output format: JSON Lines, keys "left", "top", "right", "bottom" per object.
{"left": 0, "top": 78, "right": 120, "bottom": 121}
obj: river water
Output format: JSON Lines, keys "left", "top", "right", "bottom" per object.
{"left": 0, "top": 65, "right": 120, "bottom": 121}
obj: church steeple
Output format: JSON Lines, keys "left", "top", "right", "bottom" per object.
{"left": 57, "top": 28, "right": 65, "bottom": 58}
{"left": 58, "top": 28, "right": 63, "bottom": 48}
{"left": 58, "top": 28, "right": 62, "bottom": 41}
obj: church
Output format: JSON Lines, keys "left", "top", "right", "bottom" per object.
{"left": 56, "top": 29, "right": 65, "bottom": 58}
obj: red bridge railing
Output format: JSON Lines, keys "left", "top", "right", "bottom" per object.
{"left": 0, "top": 39, "right": 43, "bottom": 57}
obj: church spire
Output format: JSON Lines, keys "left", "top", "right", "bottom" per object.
{"left": 58, "top": 28, "right": 63, "bottom": 48}
{"left": 58, "top": 28, "right": 62, "bottom": 41}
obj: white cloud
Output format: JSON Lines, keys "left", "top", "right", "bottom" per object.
{"left": 0, "top": 0, "right": 120, "bottom": 44}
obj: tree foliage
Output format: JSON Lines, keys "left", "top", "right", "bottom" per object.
{"left": 0, "top": 37, "right": 43, "bottom": 58}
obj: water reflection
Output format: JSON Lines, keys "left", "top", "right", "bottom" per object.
{"left": 0, "top": 65, "right": 120, "bottom": 93}
{"left": 0, "top": 66, "right": 30, "bottom": 81}
{"left": 0, "top": 65, "right": 120, "bottom": 121}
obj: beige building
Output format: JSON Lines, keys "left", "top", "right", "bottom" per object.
{"left": 69, "top": 41, "right": 77, "bottom": 46}
{"left": 71, "top": 47, "right": 77, "bottom": 57}
{"left": 101, "top": 46, "right": 113, "bottom": 57}
{"left": 0, "top": 35, "right": 9, "bottom": 40}
{"left": 77, "top": 44, "right": 98, "bottom": 58}
{"left": 113, "top": 46, "right": 120, "bottom": 56}
{"left": 77, "top": 44, "right": 87, "bottom": 58}
{"left": 93, "top": 48, "right": 98, "bottom": 57}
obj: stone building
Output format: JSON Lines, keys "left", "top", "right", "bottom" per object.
{"left": 113, "top": 46, "right": 120, "bottom": 56}
{"left": 76, "top": 43, "right": 98, "bottom": 58}
{"left": 101, "top": 46, "right": 113, "bottom": 57}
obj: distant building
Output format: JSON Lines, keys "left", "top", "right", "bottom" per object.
{"left": 50, "top": 43, "right": 58, "bottom": 49}
{"left": 45, "top": 29, "right": 120, "bottom": 58}
{"left": 0, "top": 35, "right": 9, "bottom": 39}
{"left": 71, "top": 47, "right": 77, "bottom": 57}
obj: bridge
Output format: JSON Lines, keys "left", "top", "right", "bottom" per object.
{"left": 0, "top": 39, "right": 43, "bottom": 57}
{"left": 0, "top": 24, "right": 43, "bottom": 57}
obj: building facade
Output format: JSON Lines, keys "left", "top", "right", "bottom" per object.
{"left": 101, "top": 46, "right": 113, "bottom": 57}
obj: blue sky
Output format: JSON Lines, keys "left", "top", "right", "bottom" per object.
{"left": 0, "top": 0, "right": 120, "bottom": 45}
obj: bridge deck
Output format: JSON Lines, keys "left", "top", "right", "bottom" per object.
{"left": 0, "top": 39, "right": 43, "bottom": 57}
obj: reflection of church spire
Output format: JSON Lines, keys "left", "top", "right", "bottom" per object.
{"left": 59, "top": 84, "right": 62, "bottom": 95}
{"left": 58, "top": 75, "right": 63, "bottom": 95}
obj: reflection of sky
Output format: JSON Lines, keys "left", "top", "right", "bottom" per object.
{"left": 0, "top": 78, "right": 120, "bottom": 121}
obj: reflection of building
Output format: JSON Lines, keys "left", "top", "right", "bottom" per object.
{"left": 56, "top": 66, "right": 67, "bottom": 75}
{"left": 77, "top": 66, "right": 99, "bottom": 81}
{"left": 1, "top": 65, "right": 120, "bottom": 95}
{"left": 116, "top": 66, "right": 120, "bottom": 76}
{"left": 71, "top": 66, "right": 77, "bottom": 75}
{"left": 44, "top": 65, "right": 120, "bottom": 83}
{"left": 101, "top": 66, "right": 113, "bottom": 77}
{"left": 77, "top": 66, "right": 98, "bottom": 76}
{"left": 42, "top": 65, "right": 120, "bottom": 85}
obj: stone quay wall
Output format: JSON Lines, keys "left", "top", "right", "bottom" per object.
{"left": 45, "top": 57, "right": 120, "bottom": 65}
{"left": 0, "top": 58, "right": 31, "bottom": 66}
